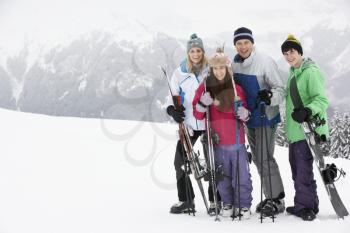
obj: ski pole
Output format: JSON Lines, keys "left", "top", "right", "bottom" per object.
{"left": 230, "top": 70, "right": 243, "bottom": 220}
{"left": 260, "top": 101, "right": 275, "bottom": 222}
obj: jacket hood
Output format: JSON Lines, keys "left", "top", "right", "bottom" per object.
{"left": 180, "top": 59, "right": 188, "bottom": 73}
{"left": 300, "top": 57, "right": 318, "bottom": 71}
{"left": 291, "top": 57, "right": 319, "bottom": 76}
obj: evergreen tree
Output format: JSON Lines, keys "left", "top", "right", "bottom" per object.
{"left": 342, "top": 113, "right": 350, "bottom": 159}
{"left": 274, "top": 108, "right": 350, "bottom": 160}
{"left": 329, "top": 110, "right": 342, "bottom": 158}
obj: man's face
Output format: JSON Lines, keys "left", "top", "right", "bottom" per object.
{"left": 283, "top": 48, "right": 303, "bottom": 68}
{"left": 235, "top": 39, "right": 253, "bottom": 59}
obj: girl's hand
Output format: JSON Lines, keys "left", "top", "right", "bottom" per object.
{"left": 199, "top": 92, "right": 213, "bottom": 106}
{"left": 236, "top": 106, "right": 250, "bottom": 121}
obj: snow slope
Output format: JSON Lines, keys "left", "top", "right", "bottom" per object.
{"left": 0, "top": 108, "right": 349, "bottom": 233}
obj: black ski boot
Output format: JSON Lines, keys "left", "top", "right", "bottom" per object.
{"left": 256, "top": 198, "right": 269, "bottom": 213}
{"left": 298, "top": 208, "right": 316, "bottom": 221}
{"left": 260, "top": 199, "right": 285, "bottom": 217}
{"left": 286, "top": 206, "right": 295, "bottom": 214}
{"left": 286, "top": 206, "right": 316, "bottom": 221}
{"left": 170, "top": 201, "right": 195, "bottom": 214}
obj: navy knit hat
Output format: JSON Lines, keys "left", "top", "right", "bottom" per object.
{"left": 281, "top": 34, "right": 303, "bottom": 55}
{"left": 233, "top": 27, "right": 254, "bottom": 45}
{"left": 187, "top": 33, "right": 205, "bottom": 53}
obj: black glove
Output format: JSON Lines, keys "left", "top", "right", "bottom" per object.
{"left": 166, "top": 105, "right": 185, "bottom": 123}
{"left": 291, "top": 107, "right": 312, "bottom": 123}
{"left": 257, "top": 89, "right": 273, "bottom": 105}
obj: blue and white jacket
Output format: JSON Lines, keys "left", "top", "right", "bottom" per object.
{"left": 232, "top": 49, "right": 285, "bottom": 128}
{"left": 166, "top": 60, "right": 208, "bottom": 131}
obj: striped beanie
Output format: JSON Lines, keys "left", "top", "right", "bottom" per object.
{"left": 281, "top": 34, "right": 303, "bottom": 55}
{"left": 233, "top": 27, "right": 254, "bottom": 45}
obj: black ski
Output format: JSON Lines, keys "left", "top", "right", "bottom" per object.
{"left": 302, "top": 120, "right": 349, "bottom": 219}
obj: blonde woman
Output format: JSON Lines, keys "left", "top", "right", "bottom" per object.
{"left": 166, "top": 34, "right": 220, "bottom": 214}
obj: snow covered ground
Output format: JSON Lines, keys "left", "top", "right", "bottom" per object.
{"left": 0, "top": 108, "right": 349, "bottom": 233}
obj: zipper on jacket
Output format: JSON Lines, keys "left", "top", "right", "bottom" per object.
{"left": 179, "top": 76, "right": 192, "bottom": 85}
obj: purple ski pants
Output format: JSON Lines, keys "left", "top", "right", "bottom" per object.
{"left": 215, "top": 144, "right": 253, "bottom": 208}
{"left": 289, "top": 140, "right": 319, "bottom": 212}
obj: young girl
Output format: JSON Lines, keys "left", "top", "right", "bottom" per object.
{"left": 193, "top": 48, "right": 253, "bottom": 218}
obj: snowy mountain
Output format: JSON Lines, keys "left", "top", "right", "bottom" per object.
{"left": 0, "top": 21, "right": 350, "bottom": 121}
{"left": 327, "top": 43, "right": 350, "bottom": 111}
{"left": 298, "top": 23, "right": 350, "bottom": 113}
{"left": 0, "top": 28, "right": 181, "bottom": 121}
{"left": 0, "top": 108, "right": 349, "bottom": 233}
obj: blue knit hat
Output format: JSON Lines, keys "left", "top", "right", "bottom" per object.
{"left": 233, "top": 27, "right": 254, "bottom": 45}
{"left": 187, "top": 33, "right": 205, "bottom": 53}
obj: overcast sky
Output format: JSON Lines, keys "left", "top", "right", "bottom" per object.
{"left": 0, "top": 0, "right": 349, "bottom": 55}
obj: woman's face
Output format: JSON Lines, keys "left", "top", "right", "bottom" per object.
{"left": 188, "top": 47, "right": 204, "bottom": 65}
{"left": 213, "top": 66, "right": 226, "bottom": 81}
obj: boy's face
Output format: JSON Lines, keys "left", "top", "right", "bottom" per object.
{"left": 283, "top": 48, "right": 303, "bottom": 68}
{"left": 235, "top": 39, "right": 253, "bottom": 59}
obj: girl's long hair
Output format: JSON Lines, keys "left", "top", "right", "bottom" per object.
{"left": 206, "top": 66, "right": 235, "bottom": 112}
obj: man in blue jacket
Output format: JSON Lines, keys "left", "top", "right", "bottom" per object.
{"left": 232, "top": 27, "right": 286, "bottom": 217}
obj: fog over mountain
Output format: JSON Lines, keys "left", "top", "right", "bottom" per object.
{"left": 0, "top": 21, "right": 349, "bottom": 121}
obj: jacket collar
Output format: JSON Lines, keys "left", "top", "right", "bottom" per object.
{"left": 290, "top": 57, "right": 316, "bottom": 78}
{"left": 234, "top": 48, "right": 256, "bottom": 68}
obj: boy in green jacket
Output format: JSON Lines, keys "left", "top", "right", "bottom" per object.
{"left": 281, "top": 34, "right": 329, "bottom": 221}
